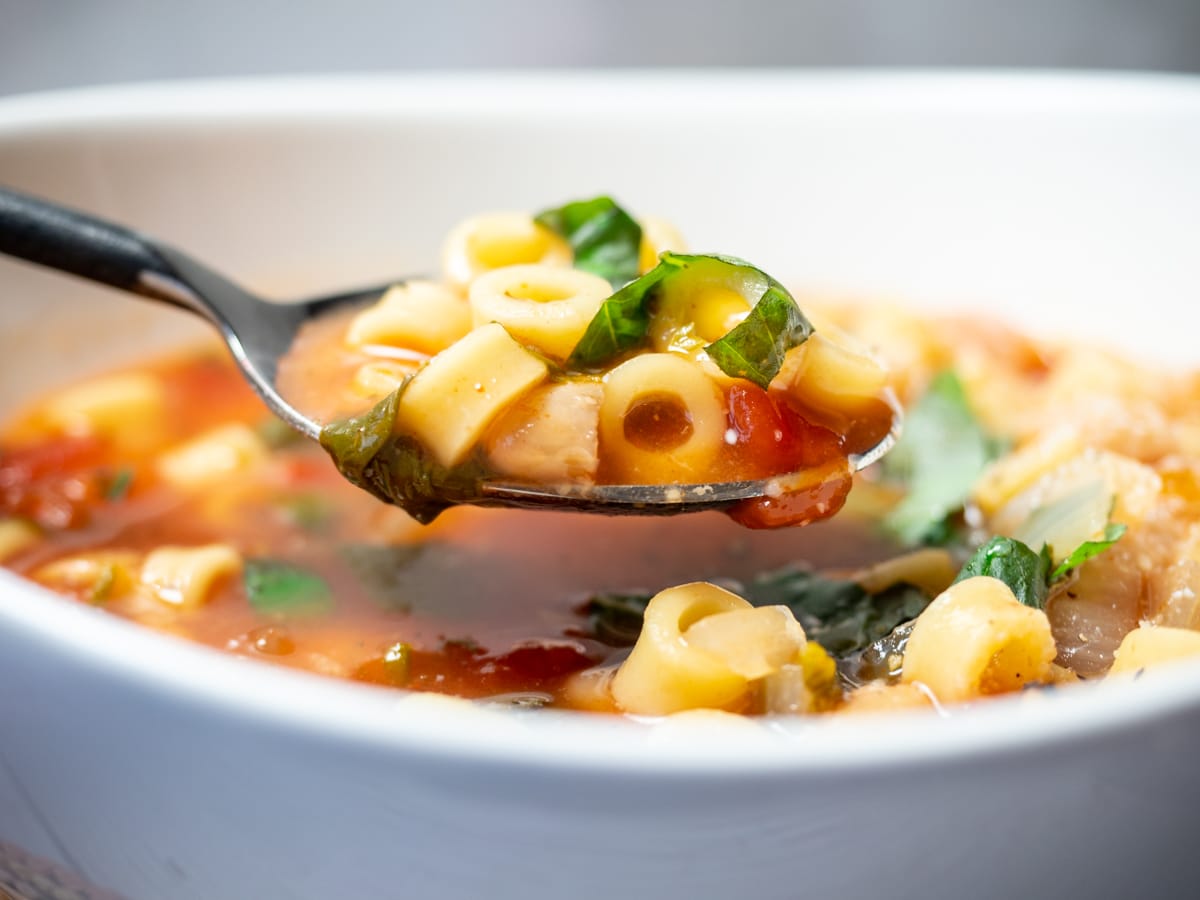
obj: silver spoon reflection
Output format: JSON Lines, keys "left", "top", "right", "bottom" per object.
{"left": 0, "top": 185, "right": 898, "bottom": 519}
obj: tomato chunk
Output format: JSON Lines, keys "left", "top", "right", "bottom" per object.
{"left": 725, "top": 383, "right": 844, "bottom": 479}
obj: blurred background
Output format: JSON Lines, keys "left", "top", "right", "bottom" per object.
{"left": 1, "top": 0, "right": 1198, "bottom": 96}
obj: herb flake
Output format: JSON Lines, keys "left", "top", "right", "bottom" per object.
{"left": 1050, "top": 523, "right": 1127, "bottom": 579}
{"left": 244, "top": 558, "right": 334, "bottom": 617}
{"left": 319, "top": 388, "right": 487, "bottom": 524}
{"left": 704, "top": 282, "right": 813, "bottom": 389}
{"left": 954, "top": 536, "right": 1053, "bottom": 609}
{"left": 882, "top": 371, "right": 1002, "bottom": 546}
{"left": 534, "top": 196, "right": 643, "bottom": 287}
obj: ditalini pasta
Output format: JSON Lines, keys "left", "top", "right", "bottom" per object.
{"left": 4, "top": 197, "right": 1200, "bottom": 718}
{"left": 279, "top": 197, "right": 899, "bottom": 526}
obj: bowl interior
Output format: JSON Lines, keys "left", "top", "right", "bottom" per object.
{"left": 2, "top": 72, "right": 1200, "bottom": 766}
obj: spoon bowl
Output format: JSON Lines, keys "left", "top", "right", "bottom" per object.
{"left": 0, "top": 185, "right": 898, "bottom": 517}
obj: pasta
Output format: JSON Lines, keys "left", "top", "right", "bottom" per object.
{"left": 157, "top": 423, "right": 269, "bottom": 487}
{"left": 392, "top": 322, "right": 549, "bottom": 468}
{"left": 597, "top": 353, "right": 725, "bottom": 484}
{"left": 345, "top": 281, "right": 471, "bottom": 355}
{"left": 441, "top": 212, "right": 572, "bottom": 290}
{"left": 468, "top": 264, "right": 611, "bottom": 362}
{"left": 1109, "top": 625, "right": 1200, "bottom": 674}
{"left": 4, "top": 196, "right": 1200, "bottom": 721}
{"left": 278, "top": 198, "right": 899, "bottom": 528}
{"left": 141, "top": 544, "right": 243, "bottom": 608}
{"left": 608, "top": 582, "right": 806, "bottom": 715}
{"left": 901, "top": 576, "right": 1056, "bottom": 703}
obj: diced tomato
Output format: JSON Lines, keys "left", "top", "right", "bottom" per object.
{"left": 0, "top": 436, "right": 109, "bottom": 529}
{"left": 773, "top": 394, "right": 846, "bottom": 469}
{"left": 490, "top": 641, "right": 596, "bottom": 682}
{"left": 725, "top": 383, "right": 845, "bottom": 478}
{"left": 396, "top": 638, "right": 597, "bottom": 699}
{"left": 726, "top": 383, "right": 795, "bottom": 477}
{"left": 727, "top": 461, "right": 853, "bottom": 529}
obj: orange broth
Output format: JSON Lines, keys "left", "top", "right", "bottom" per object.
{"left": 0, "top": 348, "right": 895, "bottom": 706}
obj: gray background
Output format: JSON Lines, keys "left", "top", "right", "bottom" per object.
{"left": 1, "top": 0, "right": 1198, "bottom": 96}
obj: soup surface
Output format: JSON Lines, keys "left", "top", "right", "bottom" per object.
{"left": 4, "top": 199, "right": 1200, "bottom": 717}
{"left": 4, "top": 298, "right": 1200, "bottom": 717}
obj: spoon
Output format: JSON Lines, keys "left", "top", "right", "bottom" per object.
{"left": 0, "top": 185, "right": 898, "bottom": 517}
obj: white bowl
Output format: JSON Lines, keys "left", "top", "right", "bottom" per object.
{"left": 2, "top": 73, "right": 1200, "bottom": 900}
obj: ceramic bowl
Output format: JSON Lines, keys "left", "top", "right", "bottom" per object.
{"left": 1, "top": 73, "right": 1199, "bottom": 900}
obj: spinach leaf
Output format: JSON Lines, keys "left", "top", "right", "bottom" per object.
{"left": 244, "top": 558, "right": 334, "bottom": 617}
{"left": 534, "top": 196, "right": 643, "bottom": 287}
{"left": 882, "top": 371, "right": 1003, "bottom": 546}
{"left": 319, "top": 388, "right": 487, "bottom": 524}
{"left": 581, "top": 567, "right": 932, "bottom": 657}
{"left": 954, "top": 536, "right": 1053, "bottom": 609}
{"left": 567, "top": 252, "right": 812, "bottom": 375}
{"left": 1050, "top": 523, "right": 1127, "bottom": 579}
{"left": 954, "top": 522, "right": 1128, "bottom": 609}
{"left": 567, "top": 257, "right": 677, "bottom": 368}
{"left": 583, "top": 591, "right": 654, "bottom": 646}
{"left": 748, "top": 567, "right": 931, "bottom": 655}
{"left": 704, "top": 282, "right": 813, "bottom": 389}
{"left": 102, "top": 467, "right": 134, "bottom": 501}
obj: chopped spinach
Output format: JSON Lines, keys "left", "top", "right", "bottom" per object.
{"left": 534, "top": 196, "right": 643, "bottom": 287}
{"left": 581, "top": 566, "right": 932, "bottom": 657}
{"left": 749, "top": 566, "right": 932, "bottom": 656}
{"left": 244, "top": 558, "right": 334, "bottom": 617}
{"left": 953, "top": 524, "right": 1127, "bottom": 609}
{"left": 1050, "top": 523, "right": 1127, "bottom": 580}
{"left": 882, "top": 371, "right": 1003, "bottom": 546}
{"left": 102, "top": 467, "right": 134, "bottom": 501}
{"left": 319, "top": 388, "right": 487, "bottom": 524}
{"left": 567, "top": 252, "right": 812, "bottom": 376}
{"left": 583, "top": 591, "right": 654, "bottom": 646}
{"left": 567, "top": 257, "right": 675, "bottom": 368}
{"left": 954, "top": 535, "right": 1053, "bottom": 609}
{"left": 704, "top": 283, "right": 813, "bottom": 389}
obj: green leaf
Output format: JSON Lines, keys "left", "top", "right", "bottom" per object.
{"left": 581, "top": 567, "right": 932, "bottom": 657}
{"left": 582, "top": 591, "right": 654, "bottom": 646}
{"left": 882, "top": 371, "right": 1003, "bottom": 546}
{"left": 566, "top": 256, "right": 679, "bottom": 368}
{"left": 534, "top": 196, "right": 643, "bottom": 287}
{"left": 1050, "top": 523, "right": 1127, "bottom": 580}
{"left": 318, "top": 388, "right": 487, "bottom": 524}
{"left": 102, "top": 467, "right": 134, "bottom": 501}
{"left": 244, "top": 558, "right": 334, "bottom": 617}
{"left": 704, "top": 282, "right": 813, "bottom": 389}
{"left": 747, "top": 567, "right": 931, "bottom": 655}
{"left": 567, "top": 252, "right": 812, "bottom": 374}
{"left": 954, "top": 536, "right": 1052, "bottom": 609}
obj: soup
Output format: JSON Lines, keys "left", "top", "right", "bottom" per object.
{"left": 278, "top": 198, "right": 898, "bottom": 528}
{"left": 3, "top": 200, "right": 1200, "bottom": 717}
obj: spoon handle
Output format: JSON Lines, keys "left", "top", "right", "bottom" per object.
{"left": 0, "top": 185, "right": 179, "bottom": 300}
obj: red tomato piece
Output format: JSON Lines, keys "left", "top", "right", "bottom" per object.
{"left": 0, "top": 436, "right": 109, "bottom": 529}
{"left": 726, "top": 383, "right": 845, "bottom": 478}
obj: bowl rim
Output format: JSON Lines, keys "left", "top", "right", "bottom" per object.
{"left": 3, "top": 70, "right": 1200, "bottom": 777}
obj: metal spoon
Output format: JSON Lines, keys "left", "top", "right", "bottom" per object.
{"left": 0, "top": 185, "right": 898, "bottom": 516}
